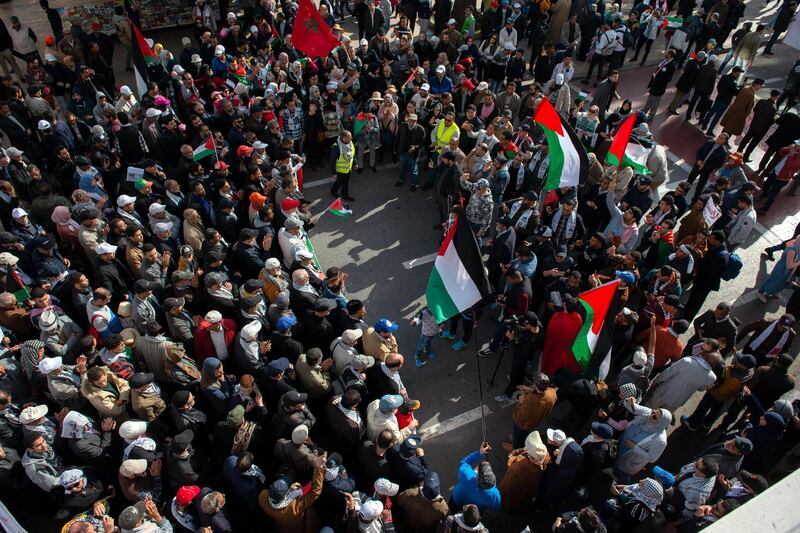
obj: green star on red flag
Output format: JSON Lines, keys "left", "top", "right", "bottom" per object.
{"left": 292, "top": 0, "right": 341, "bottom": 57}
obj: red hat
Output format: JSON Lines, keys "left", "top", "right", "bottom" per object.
{"left": 461, "top": 79, "right": 476, "bottom": 90}
{"left": 491, "top": 0, "right": 499, "bottom": 7}
{"left": 44, "top": 35, "right": 55, "bottom": 46}
{"left": 237, "top": 145, "right": 254, "bottom": 158}
{"left": 90, "top": 22, "right": 101, "bottom": 31}
{"left": 176, "top": 485, "right": 201, "bottom": 506}
{"left": 461, "top": 57, "right": 473, "bottom": 65}
{"left": 281, "top": 197, "right": 301, "bottom": 211}
{"left": 214, "top": 161, "right": 229, "bottom": 171}
{"left": 454, "top": 64, "right": 465, "bottom": 73}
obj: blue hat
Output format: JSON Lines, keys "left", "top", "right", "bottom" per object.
{"left": 374, "top": 318, "right": 399, "bottom": 334}
{"left": 268, "top": 477, "right": 290, "bottom": 503}
{"left": 202, "top": 357, "right": 221, "bottom": 374}
{"left": 379, "top": 394, "right": 404, "bottom": 413}
{"left": 591, "top": 422, "right": 614, "bottom": 440}
{"left": 615, "top": 271, "right": 635, "bottom": 285}
{"left": 276, "top": 315, "right": 297, "bottom": 332}
{"left": 399, "top": 436, "right": 422, "bottom": 458}
{"left": 267, "top": 357, "right": 290, "bottom": 376}
{"left": 422, "top": 471, "right": 440, "bottom": 499}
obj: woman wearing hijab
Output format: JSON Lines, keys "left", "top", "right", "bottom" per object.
{"left": 757, "top": 237, "right": 800, "bottom": 302}
{"left": 614, "top": 399, "right": 672, "bottom": 483}
{"left": 200, "top": 357, "right": 235, "bottom": 419}
{"left": 51, "top": 205, "right": 80, "bottom": 245}
{"left": 738, "top": 389, "right": 786, "bottom": 471}
{"left": 60, "top": 410, "right": 115, "bottom": 465}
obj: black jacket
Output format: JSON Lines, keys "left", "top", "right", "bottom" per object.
{"left": 647, "top": 59, "right": 677, "bottom": 96}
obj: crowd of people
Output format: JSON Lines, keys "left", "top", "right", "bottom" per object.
{"left": 0, "top": 0, "right": 796, "bottom": 531}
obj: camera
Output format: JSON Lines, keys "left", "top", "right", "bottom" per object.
{"left": 503, "top": 314, "right": 526, "bottom": 337}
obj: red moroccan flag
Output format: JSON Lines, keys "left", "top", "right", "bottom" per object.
{"left": 292, "top": 0, "right": 341, "bottom": 58}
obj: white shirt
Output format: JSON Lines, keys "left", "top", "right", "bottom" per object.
{"left": 210, "top": 328, "right": 229, "bottom": 360}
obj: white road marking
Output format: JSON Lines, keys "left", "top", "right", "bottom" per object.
{"left": 764, "top": 77, "right": 784, "bottom": 85}
{"left": 355, "top": 198, "right": 398, "bottom": 223}
{"left": 402, "top": 252, "right": 438, "bottom": 269}
{"left": 419, "top": 405, "right": 494, "bottom": 440}
{"left": 665, "top": 151, "right": 690, "bottom": 172}
{"left": 303, "top": 177, "right": 334, "bottom": 189}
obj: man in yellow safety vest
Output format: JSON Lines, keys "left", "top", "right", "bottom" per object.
{"left": 329, "top": 130, "right": 356, "bottom": 201}
{"left": 430, "top": 110, "right": 459, "bottom": 156}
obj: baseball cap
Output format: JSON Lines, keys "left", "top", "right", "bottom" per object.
{"left": 374, "top": 318, "right": 399, "bottom": 334}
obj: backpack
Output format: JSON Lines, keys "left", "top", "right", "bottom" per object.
{"left": 621, "top": 27, "right": 635, "bottom": 49}
{"left": 721, "top": 251, "right": 743, "bottom": 280}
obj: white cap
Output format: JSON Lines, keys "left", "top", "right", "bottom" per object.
{"left": 11, "top": 207, "right": 27, "bottom": 219}
{"left": 436, "top": 65, "right": 446, "bottom": 74}
{"left": 291, "top": 424, "right": 309, "bottom": 444}
{"left": 172, "top": 65, "right": 185, "bottom": 75}
{"left": 420, "top": 83, "right": 430, "bottom": 91}
{"left": 38, "top": 309, "right": 59, "bottom": 331}
{"left": 215, "top": 45, "right": 226, "bottom": 56}
{"left": 38, "top": 356, "right": 63, "bottom": 375}
{"left": 6, "top": 147, "right": 22, "bottom": 157}
{"left": 241, "top": 320, "right": 263, "bottom": 341}
{"left": 181, "top": 36, "right": 192, "bottom": 46}
{"left": 448, "top": 18, "right": 456, "bottom": 24}
{"left": 204, "top": 310, "right": 223, "bottom": 323}
{"left": 226, "top": 11, "right": 236, "bottom": 19}
{"left": 555, "top": 73, "right": 565, "bottom": 85}
{"left": 477, "top": 81, "right": 489, "bottom": 91}
{"left": 294, "top": 248, "right": 313, "bottom": 260}
{"left": 0, "top": 253, "right": 18, "bottom": 266}
{"left": 19, "top": 404, "right": 48, "bottom": 424}
{"left": 117, "top": 194, "right": 136, "bottom": 207}
{"left": 360, "top": 38, "right": 368, "bottom": 46}
{"left": 154, "top": 221, "right": 173, "bottom": 234}
{"left": 118, "top": 420, "right": 147, "bottom": 442}
{"left": 44, "top": 53, "right": 57, "bottom": 62}
{"left": 342, "top": 329, "right": 363, "bottom": 343}
{"left": 119, "top": 458, "right": 148, "bottom": 477}
{"left": 145, "top": 108, "right": 161, "bottom": 118}
{"left": 37, "top": 119, "right": 52, "bottom": 131}
{"left": 191, "top": 54, "right": 202, "bottom": 64}
{"left": 514, "top": 2, "right": 521, "bottom": 7}
{"left": 633, "top": 348, "right": 648, "bottom": 366}
{"left": 546, "top": 428, "right": 567, "bottom": 445}
{"left": 120, "top": 85, "right": 133, "bottom": 96}
{"left": 95, "top": 242, "right": 118, "bottom": 255}
{"left": 252, "top": 141, "right": 267, "bottom": 149}
{"left": 148, "top": 203, "right": 166, "bottom": 215}
{"left": 503, "top": 42, "right": 515, "bottom": 51}
{"left": 264, "top": 257, "right": 281, "bottom": 270}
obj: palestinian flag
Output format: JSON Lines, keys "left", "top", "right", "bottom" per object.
{"left": 533, "top": 98, "right": 590, "bottom": 191}
{"left": 352, "top": 112, "right": 370, "bottom": 138}
{"left": 606, "top": 114, "right": 651, "bottom": 174}
{"left": 401, "top": 69, "right": 419, "bottom": 95}
{"left": 425, "top": 210, "right": 491, "bottom": 323}
{"left": 130, "top": 19, "right": 156, "bottom": 97}
{"left": 327, "top": 197, "right": 352, "bottom": 217}
{"left": 663, "top": 16, "right": 683, "bottom": 30}
{"left": 193, "top": 137, "right": 215, "bottom": 161}
{"left": 571, "top": 280, "right": 620, "bottom": 379}
{"left": 303, "top": 235, "right": 322, "bottom": 270}
{"left": 5, "top": 266, "right": 30, "bottom": 304}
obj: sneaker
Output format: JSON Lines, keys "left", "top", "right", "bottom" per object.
{"left": 756, "top": 292, "right": 768, "bottom": 303}
{"left": 415, "top": 357, "right": 427, "bottom": 368}
{"left": 478, "top": 347, "right": 494, "bottom": 357}
{"left": 762, "top": 250, "right": 775, "bottom": 261}
{"left": 452, "top": 340, "right": 467, "bottom": 350}
{"left": 681, "top": 415, "right": 697, "bottom": 431}
{"left": 494, "top": 393, "right": 512, "bottom": 404}
{"left": 427, "top": 351, "right": 438, "bottom": 360}
{"left": 439, "top": 331, "right": 456, "bottom": 340}
{"left": 410, "top": 184, "right": 418, "bottom": 191}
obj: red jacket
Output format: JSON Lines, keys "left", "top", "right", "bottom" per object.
{"left": 541, "top": 311, "right": 583, "bottom": 374}
{"left": 773, "top": 146, "right": 800, "bottom": 182}
{"left": 194, "top": 319, "right": 238, "bottom": 364}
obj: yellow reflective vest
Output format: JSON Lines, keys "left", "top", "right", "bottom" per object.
{"left": 335, "top": 145, "right": 354, "bottom": 174}
{"left": 434, "top": 120, "right": 458, "bottom": 152}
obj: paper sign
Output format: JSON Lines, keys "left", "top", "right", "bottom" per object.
{"left": 126, "top": 166, "right": 144, "bottom": 182}
{"left": 703, "top": 197, "right": 721, "bottom": 227}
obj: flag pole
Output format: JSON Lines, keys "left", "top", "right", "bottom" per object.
{"left": 210, "top": 134, "right": 219, "bottom": 165}
{"left": 471, "top": 304, "right": 488, "bottom": 445}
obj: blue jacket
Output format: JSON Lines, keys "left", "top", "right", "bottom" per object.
{"left": 451, "top": 450, "right": 502, "bottom": 512}
{"left": 429, "top": 75, "right": 454, "bottom": 95}
{"left": 222, "top": 456, "right": 263, "bottom": 513}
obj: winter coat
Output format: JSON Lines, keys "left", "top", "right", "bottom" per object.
{"left": 498, "top": 450, "right": 549, "bottom": 511}
{"left": 539, "top": 440, "right": 583, "bottom": 504}
{"left": 512, "top": 387, "right": 557, "bottom": 430}
{"left": 21, "top": 449, "right": 62, "bottom": 492}
{"left": 80, "top": 367, "right": 131, "bottom": 422}
{"left": 258, "top": 463, "right": 323, "bottom": 533}
{"left": 748, "top": 98, "right": 777, "bottom": 134}
{"left": 548, "top": 0, "right": 573, "bottom": 44}
{"left": 614, "top": 404, "right": 670, "bottom": 475}
{"left": 451, "top": 450, "right": 502, "bottom": 512}
{"left": 720, "top": 85, "right": 755, "bottom": 135}
{"left": 396, "top": 487, "right": 450, "bottom": 531}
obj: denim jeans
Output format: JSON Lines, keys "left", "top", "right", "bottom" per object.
{"left": 488, "top": 322, "right": 509, "bottom": 352}
{"left": 415, "top": 334, "right": 433, "bottom": 356}
{"left": 397, "top": 152, "right": 419, "bottom": 184}
{"left": 701, "top": 100, "right": 728, "bottom": 133}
